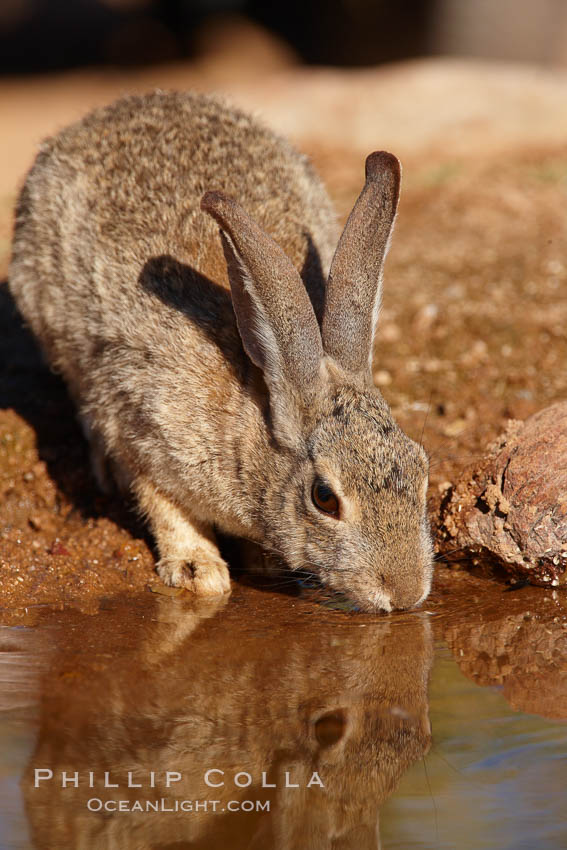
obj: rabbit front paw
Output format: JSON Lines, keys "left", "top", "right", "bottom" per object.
{"left": 157, "top": 555, "right": 231, "bottom": 596}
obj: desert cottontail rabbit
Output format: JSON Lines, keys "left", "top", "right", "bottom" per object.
{"left": 9, "top": 91, "right": 432, "bottom": 611}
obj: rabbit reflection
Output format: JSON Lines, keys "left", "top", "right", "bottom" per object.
{"left": 23, "top": 595, "right": 433, "bottom": 849}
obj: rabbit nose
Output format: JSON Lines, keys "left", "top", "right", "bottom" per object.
{"left": 370, "top": 588, "right": 392, "bottom": 612}
{"left": 390, "top": 579, "right": 430, "bottom": 611}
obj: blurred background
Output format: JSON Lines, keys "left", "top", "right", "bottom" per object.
{"left": 2, "top": 0, "right": 567, "bottom": 72}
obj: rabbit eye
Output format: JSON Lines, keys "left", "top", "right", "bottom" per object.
{"left": 312, "top": 480, "right": 340, "bottom": 517}
{"left": 314, "top": 709, "right": 347, "bottom": 747}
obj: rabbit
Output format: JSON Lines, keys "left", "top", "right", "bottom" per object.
{"left": 9, "top": 91, "right": 433, "bottom": 612}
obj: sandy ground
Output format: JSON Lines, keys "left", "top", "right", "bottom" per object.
{"left": 1, "top": 36, "right": 566, "bottom": 618}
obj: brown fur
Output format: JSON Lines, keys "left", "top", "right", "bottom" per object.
{"left": 9, "top": 91, "right": 432, "bottom": 611}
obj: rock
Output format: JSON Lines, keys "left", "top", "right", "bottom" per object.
{"left": 438, "top": 402, "right": 567, "bottom": 586}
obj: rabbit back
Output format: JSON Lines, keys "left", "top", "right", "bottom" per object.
{"left": 10, "top": 92, "right": 338, "bottom": 401}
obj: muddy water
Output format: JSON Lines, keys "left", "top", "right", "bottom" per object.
{"left": 0, "top": 574, "right": 566, "bottom": 850}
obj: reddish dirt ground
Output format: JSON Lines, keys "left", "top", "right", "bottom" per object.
{"left": 1, "top": 49, "right": 566, "bottom": 621}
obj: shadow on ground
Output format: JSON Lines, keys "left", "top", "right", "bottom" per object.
{"left": 0, "top": 280, "right": 147, "bottom": 538}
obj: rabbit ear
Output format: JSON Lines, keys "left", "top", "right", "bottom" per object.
{"left": 321, "top": 151, "right": 401, "bottom": 376}
{"left": 201, "top": 190, "right": 324, "bottom": 407}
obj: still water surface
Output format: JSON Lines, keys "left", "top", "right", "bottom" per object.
{"left": 0, "top": 573, "right": 566, "bottom": 849}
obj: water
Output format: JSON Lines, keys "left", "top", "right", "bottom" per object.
{"left": 0, "top": 575, "right": 566, "bottom": 849}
